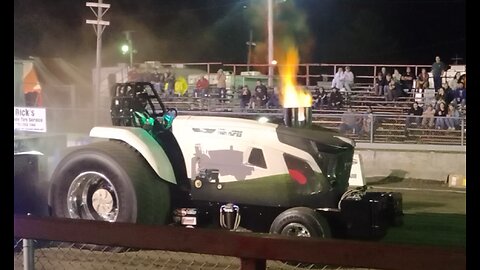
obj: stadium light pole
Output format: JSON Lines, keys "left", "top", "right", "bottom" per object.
{"left": 123, "top": 30, "right": 134, "bottom": 67}
{"left": 246, "top": 30, "right": 257, "bottom": 72}
{"left": 267, "top": 0, "right": 274, "bottom": 87}
{"left": 86, "top": 0, "right": 110, "bottom": 125}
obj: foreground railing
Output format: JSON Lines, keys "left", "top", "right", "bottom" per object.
{"left": 14, "top": 215, "right": 465, "bottom": 270}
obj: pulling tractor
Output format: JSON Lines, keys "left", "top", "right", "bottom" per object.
{"left": 48, "top": 82, "right": 402, "bottom": 240}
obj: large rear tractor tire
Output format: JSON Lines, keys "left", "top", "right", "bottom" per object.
{"left": 49, "top": 140, "right": 171, "bottom": 249}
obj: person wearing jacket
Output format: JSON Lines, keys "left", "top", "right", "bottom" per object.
{"left": 331, "top": 67, "right": 345, "bottom": 90}
{"left": 406, "top": 102, "right": 423, "bottom": 128}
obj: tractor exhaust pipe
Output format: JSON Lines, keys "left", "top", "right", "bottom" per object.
{"left": 283, "top": 107, "right": 312, "bottom": 128}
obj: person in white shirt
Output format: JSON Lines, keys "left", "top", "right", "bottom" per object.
{"left": 344, "top": 66, "right": 355, "bottom": 93}
{"left": 331, "top": 67, "right": 345, "bottom": 90}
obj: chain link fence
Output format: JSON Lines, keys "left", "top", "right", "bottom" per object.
{"left": 14, "top": 239, "right": 381, "bottom": 270}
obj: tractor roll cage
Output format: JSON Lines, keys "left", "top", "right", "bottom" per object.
{"left": 110, "top": 82, "right": 167, "bottom": 127}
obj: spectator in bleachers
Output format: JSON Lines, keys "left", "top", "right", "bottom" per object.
{"left": 174, "top": 76, "right": 189, "bottom": 97}
{"left": 421, "top": 104, "right": 435, "bottom": 128}
{"left": 385, "top": 73, "right": 395, "bottom": 101}
{"left": 434, "top": 101, "right": 448, "bottom": 129}
{"left": 128, "top": 64, "right": 140, "bottom": 82}
{"left": 217, "top": 69, "right": 227, "bottom": 103}
{"left": 456, "top": 75, "right": 467, "bottom": 115}
{"left": 401, "top": 66, "right": 415, "bottom": 93}
{"left": 380, "top": 67, "right": 387, "bottom": 78}
{"left": 416, "top": 68, "right": 429, "bottom": 93}
{"left": 254, "top": 80, "right": 268, "bottom": 108}
{"left": 331, "top": 67, "right": 345, "bottom": 90}
{"left": 266, "top": 87, "right": 280, "bottom": 109}
{"left": 434, "top": 87, "right": 447, "bottom": 110}
{"left": 446, "top": 103, "right": 461, "bottom": 130}
{"left": 392, "top": 69, "right": 402, "bottom": 84}
{"left": 453, "top": 82, "right": 466, "bottom": 107}
{"left": 329, "top": 87, "right": 344, "bottom": 110}
{"left": 391, "top": 68, "right": 408, "bottom": 98}
{"left": 458, "top": 73, "right": 466, "bottom": 88}
{"left": 312, "top": 86, "right": 320, "bottom": 100}
{"left": 339, "top": 107, "right": 362, "bottom": 135}
{"left": 373, "top": 72, "right": 386, "bottom": 96}
{"left": 431, "top": 56, "right": 446, "bottom": 91}
{"left": 442, "top": 82, "right": 455, "bottom": 106}
{"left": 449, "top": 72, "right": 462, "bottom": 91}
{"left": 164, "top": 69, "right": 176, "bottom": 97}
{"left": 344, "top": 66, "right": 355, "bottom": 93}
{"left": 239, "top": 85, "right": 251, "bottom": 111}
{"left": 142, "top": 68, "right": 152, "bottom": 83}
{"left": 151, "top": 69, "right": 165, "bottom": 95}
{"left": 406, "top": 101, "right": 423, "bottom": 128}
{"left": 313, "top": 87, "right": 328, "bottom": 109}
{"left": 195, "top": 75, "right": 210, "bottom": 98}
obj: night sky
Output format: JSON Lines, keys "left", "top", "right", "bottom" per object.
{"left": 14, "top": 0, "right": 466, "bottom": 71}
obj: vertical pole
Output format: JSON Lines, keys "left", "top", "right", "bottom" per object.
{"left": 129, "top": 37, "right": 133, "bottom": 67}
{"left": 94, "top": 0, "right": 103, "bottom": 126}
{"left": 267, "top": 0, "right": 274, "bottom": 87}
{"left": 306, "top": 65, "right": 310, "bottom": 86}
{"left": 23, "top": 238, "right": 34, "bottom": 270}
{"left": 460, "top": 118, "right": 464, "bottom": 146}
{"left": 23, "top": 214, "right": 34, "bottom": 270}
{"left": 247, "top": 30, "right": 253, "bottom": 72}
{"left": 123, "top": 31, "right": 134, "bottom": 67}
{"left": 87, "top": 0, "right": 110, "bottom": 125}
{"left": 370, "top": 114, "right": 374, "bottom": 143}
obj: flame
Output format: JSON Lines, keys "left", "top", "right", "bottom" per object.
{"left": 279, "top": 47, "right": 312, "bottom": 108}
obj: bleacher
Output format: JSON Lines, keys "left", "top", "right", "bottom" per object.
{"left": 161, "top": 84, "right": 466, "bottom": 146}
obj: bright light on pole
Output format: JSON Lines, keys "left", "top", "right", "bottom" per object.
{"left": 121, "top": 44, "right": 129, "bottom": 55}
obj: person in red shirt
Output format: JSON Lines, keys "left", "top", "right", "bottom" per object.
{"left": 127, "top": 65, "right": 140, "bottom": 82}
{"left": 195, "top": 75, "right": 210, "bottom": 97}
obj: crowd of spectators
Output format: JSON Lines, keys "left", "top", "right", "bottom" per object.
{"left": 128, "top": 65, "right": 179, "bottom": 97}
{"left": 126, "top": 58, "right": 465, "bottom": 135}
{"left": 236, "top": 80, "right": 280, "bottom": 110}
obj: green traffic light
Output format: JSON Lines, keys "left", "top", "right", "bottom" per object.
{"left": 121, "top": 44, "right": 129, "bottom": 55}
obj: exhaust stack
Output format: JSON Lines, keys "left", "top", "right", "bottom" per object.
{"left": 283, "top": 107, "right": 312, "bottom": 128}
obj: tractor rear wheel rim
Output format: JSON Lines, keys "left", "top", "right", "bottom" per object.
{"left": 67, "top": 171, "right": 119, "bottom": 222}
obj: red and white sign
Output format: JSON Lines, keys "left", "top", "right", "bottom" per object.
{"left": 14, "top": 107, "right": 47, "bottom": 132}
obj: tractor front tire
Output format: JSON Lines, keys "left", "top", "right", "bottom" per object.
{"left": 269, "top": 207, "right": 331, "bottom": 238}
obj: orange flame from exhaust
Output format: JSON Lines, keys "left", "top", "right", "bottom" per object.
{"left": 279, "top": 47, "right": 312, "bottom": 108}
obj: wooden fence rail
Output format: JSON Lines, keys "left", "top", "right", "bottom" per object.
{"left": 14, "top": 215, "right": 465, "bottom": 270}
